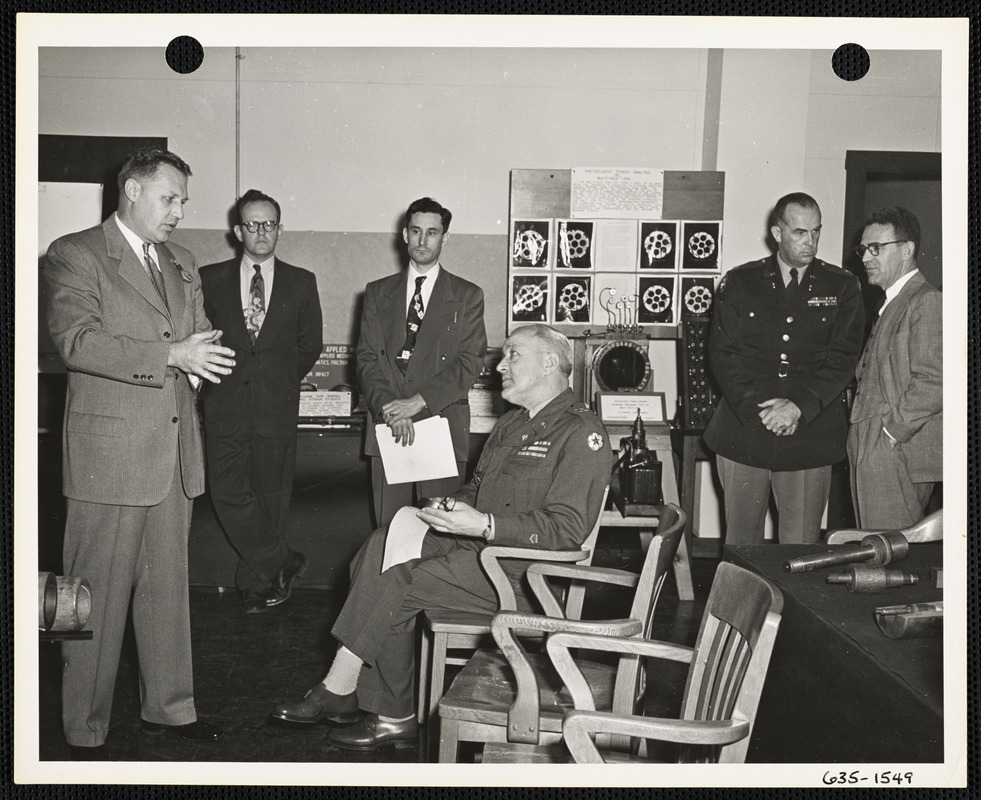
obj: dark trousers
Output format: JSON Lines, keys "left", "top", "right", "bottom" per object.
{"left": 370, "top": 456, "right": 465, "bottom": 528}
{"left": 331, "top": 525, "right": 530, "bottom": 718}
{"left": 205, "top": 416, "right": 297, "bottom": 591}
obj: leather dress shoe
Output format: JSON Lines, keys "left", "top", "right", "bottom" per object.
{"left": 140, "top": 719, "right": 225, "bottom": 741}
{"left": 241, "top": 589, "right": 267, "bottom": 614}
{"left": 271, "top": 683, "right": 359, "bottom": 725}
{"left": 327, "top": 714, "right": 419, "bottom": 751}
{"left": 69, "top": 745, "right": 109, "bottom": 761}
{"left": 254, "top": 551, "right": 308, "bottom": 609}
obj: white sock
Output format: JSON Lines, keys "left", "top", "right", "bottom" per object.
{"left": 378, "top": 713, "right": 414, "bottom": 723}
{"left": 320, "top": 646, "right": 363, "bottom": 695}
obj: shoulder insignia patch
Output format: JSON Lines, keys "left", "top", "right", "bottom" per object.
{"left": 587, "top": 432, "right": 604, "bottom": 451}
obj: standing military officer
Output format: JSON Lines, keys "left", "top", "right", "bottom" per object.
{"left": 704, "top": 192, "right": 865, "bottom": 544}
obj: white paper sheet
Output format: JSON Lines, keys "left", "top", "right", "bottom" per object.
{"left": 375, "top": 415, "right": 457, "bottom": 484}
{"left": 381, "top": 506, "right": 431, "bottom": 572}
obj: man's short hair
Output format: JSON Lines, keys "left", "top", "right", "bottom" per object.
{"left": 405, "top": 197, "right": 452, "bottom": 233}
{"left": 236, "top": 189, "right": 282, "bottom": 225}
{"left": 865, "top": 206, "right": 921, "bottom": 258}
{"left": 514, "top": 323, "right": 574, "bottom": 377}
{"left": 769, "top": 192, "right": 821, "bottom": 229}
{"left": 117, "top": 147, "right": 191, "bottom": 195}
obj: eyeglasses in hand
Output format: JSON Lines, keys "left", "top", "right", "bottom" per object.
{"left": 853, "top": 240, "right": 905, "bottom": 258}
{"left": 241, "top": 220, "right": 279, "bottom": 233}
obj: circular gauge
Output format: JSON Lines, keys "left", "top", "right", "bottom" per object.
{"left": 592, "top": 340, "right": 651, "bottom": 393}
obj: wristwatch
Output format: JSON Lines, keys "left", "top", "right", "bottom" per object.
{"left": 481, "top": 513, "right": 494, "bottom": 541}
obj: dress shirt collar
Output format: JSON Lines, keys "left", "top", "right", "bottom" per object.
{"left": 775, "top": 253, "right": 809, "bottom": 286}
{"left": 115, "top": 214, "right": 158, "bottom": 267}
{"left": 881, "top": 268, "right": 919, "bottom": 313}
{"left": 405, "top": 262, "right": 440, "bottom": 310}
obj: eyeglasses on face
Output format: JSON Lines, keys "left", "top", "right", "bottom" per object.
{"left": 241, "top": 220, "right": 279, "bottom": 233}
{"left": 853, "top": 240, "right": 905, "bottom": 258}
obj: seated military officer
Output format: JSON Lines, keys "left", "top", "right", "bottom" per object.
{"left": 271, "top": 323, "right": 612, "bottom": 751}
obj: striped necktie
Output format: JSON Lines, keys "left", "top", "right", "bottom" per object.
{"left": 143, "top": 242, "right": 168, "bottom": 311}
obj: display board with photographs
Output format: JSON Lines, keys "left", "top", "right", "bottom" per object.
{"left": 508, "top": 168, "right": 724, "bottom": 333}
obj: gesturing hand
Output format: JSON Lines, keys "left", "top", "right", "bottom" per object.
{"left": 168, "top": 329, "right": 236, "bottom": 384}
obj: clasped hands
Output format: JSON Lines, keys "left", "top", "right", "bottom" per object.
{"left": 416, "top": 497, "right": 487, "bottom": 539}
{"left": 758, "top": 398, "right": 801, "bottom": 437}
{"left": 381, "top": 394, "right": 427, "bottom": 446}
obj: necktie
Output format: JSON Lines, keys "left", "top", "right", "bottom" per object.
{"left": 143, "top": 242, "right": 168, "bottom": 312}
{"left": 785, "top": 267, "right": 800, "bottom": 304}
{"left": 246, "top": 264, "right": 265, "bottom": 343}
{"left": 396, "top": 275, "right": 426, "bottom": 375}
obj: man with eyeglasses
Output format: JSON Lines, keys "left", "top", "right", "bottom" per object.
{"left": 704, "top": 192, "right": 865, "bottom": 544}
{"left": 200, "top": 189, "right": 323, "bottom": 613}
{"left": 847, "top": 206, "right": 942, "bottom": 529}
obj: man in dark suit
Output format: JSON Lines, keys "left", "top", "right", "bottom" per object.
{"left": 356, "top": 197, "right": 487, "bottom": 526}
{"left": 704, "top": 192, "right": 865, "bottom": 544}
{"left": 848, "top": 207, "right": 942, "bottom": 528}
{"left": 271, "top": 325, "right": 611, "bottom": 751}
{"left": 200, "top": 190, "right": 323, "bottom": 613}
{"left": 44, "top": 148, "right": 235, "bottom": 757}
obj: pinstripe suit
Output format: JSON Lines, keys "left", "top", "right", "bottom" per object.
{"left": 44, "top": 216, "right": 210, "bottom": 746}
{"left": 847, "top": 271, "right": 942, "bottom": 528}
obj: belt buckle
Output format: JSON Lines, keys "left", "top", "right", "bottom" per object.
{"left": 778, "top": 361, "right": 790, "bottom": 378}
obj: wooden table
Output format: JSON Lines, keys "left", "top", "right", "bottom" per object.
{"left": 726, "top": 542, "right": 943, "bottom": 763}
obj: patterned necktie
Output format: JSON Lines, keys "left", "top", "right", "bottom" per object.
{"left": 247, "top": 264, "right": 265, "bottom": 343}
{"left": 143, "top": 242, "right": 168, "bottom": 311}
{"left": 396, "top": 275, "right": 426, "bottom": 375}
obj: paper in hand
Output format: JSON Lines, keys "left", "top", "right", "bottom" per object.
{"left": 381, "top": 506, "right": 431, "bottom": 572}
{"left": 375, "top": 415, "right": 457, "bottom": 485}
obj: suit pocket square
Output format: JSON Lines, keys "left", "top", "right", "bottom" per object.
{"left": 66, "top": 412, "right": 126, "bottom": 438}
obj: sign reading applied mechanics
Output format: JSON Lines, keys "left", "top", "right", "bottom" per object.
{"left": 300, "top": 344, "right": 358, "bottom": 417}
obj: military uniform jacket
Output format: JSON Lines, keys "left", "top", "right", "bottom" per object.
{"left": 451, "top": 389, "right": 612, "bottom": 568}
{"left": 704, "top": 256, "right": 864, "bottom": 471}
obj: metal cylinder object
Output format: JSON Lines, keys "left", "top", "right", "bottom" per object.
{"left": 826, "top": 565, "right": 918, "bottom": 592}
{"left": 39, "top": 575, "right": 93, "bottom": 632}
{"left": 38, "top": 571, "right": 58, "bottom": 630}
{"left": 875, "top": 601, "right": 943, "bottom": 639}
{"left": 784, "top": 531, "right": 910, "bottom": 573}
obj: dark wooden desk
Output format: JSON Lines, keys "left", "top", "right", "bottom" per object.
{"left": 726, "top": 542, "right": 943, "bottom": 763}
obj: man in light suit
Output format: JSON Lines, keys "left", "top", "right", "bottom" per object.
{"left": 44, "top": 148, "right": 236, "bottom": 757}
{"left": 200, "top": 190, "right": 323, "bottom": 613}
{"left": 848, "top": 206, "right": 942, "bottom": 529}
{"left": 356, "top": 197, "right": 487, "bottom": 527}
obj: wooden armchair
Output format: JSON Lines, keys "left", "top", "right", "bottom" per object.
{"left": 436, "top": 504, "right": 686, "bottom": 762}
{"left": 825, "top": 509, "right": 943, "bottom": 545}
{"left": 416, "top": 487, "right": 608, "bottom": 725}
{"left": 482, "top": 561, "right": 784, "bottom": 764}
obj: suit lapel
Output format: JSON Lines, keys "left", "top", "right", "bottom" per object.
{"left": 104, "top": 219, "right": 170, "bottom": 321}
{"left": 155, "top": 243, "right": 187, "bottom": 328}
{"left": 384, "top": 272, "right": 410, "bottom": 357}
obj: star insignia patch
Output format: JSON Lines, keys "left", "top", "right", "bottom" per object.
{"left": 587, "top": 432, "right": 603, "bottom": 451}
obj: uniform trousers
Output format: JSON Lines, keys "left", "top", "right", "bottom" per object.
{"left": 61, "top": 459, "right": 197, "bottom": 747}
{"left": 846, "top": 419, "right": 934, "bottom": 529}
{"left": 331, "top": 524, "right": 531, "bottom": 719}
{"left": 205, "top": 417, "right": 297, "bottom": 591}
{"left": 717, "top": 455, "right": 832, "bottom": 544}
{"left": 370, "top": 457, "right": 465, "bottom": 528}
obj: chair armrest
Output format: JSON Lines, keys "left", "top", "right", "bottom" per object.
{"left": 545, "top": 632, "right": 694, "bottom": 712}
{"left": 526, "top": 563, "right": 640, "bottom": 617}
{"left": 563, "top": 709, "right": 751, "bottom": 763}
{"left": 480, "top": 545, "right": 590, "bottom": 611}
{"left": 491, "top": 611, "right": 642, "bottom": 641}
